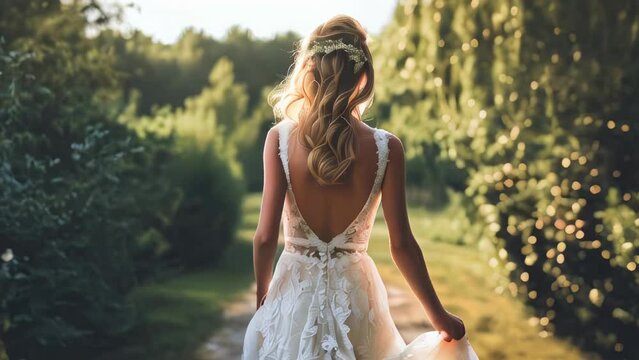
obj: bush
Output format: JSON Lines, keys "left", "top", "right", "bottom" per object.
{"left": 0, "top": 46, "right": 169, "bottom": 359}
{"left": 374, "top": 0, "right": 639, "bottom": 357}
{"left": 0, "top": 1, "right": 251, "bottom": 358}
{"left": 165, "top": 142, "right": 244, "bottom": 267}
{"left": 0, "top": 1, "right": 175, "bottom": 358}
{"left": 118, "top": 58, "right": 248, "bottom": 269}
{"left": 231, "top": 86, "right": 278, "bottom": 192}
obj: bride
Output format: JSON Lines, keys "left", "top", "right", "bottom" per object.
{"left": 242, "top": 14, "right": 478, "bottom": 360}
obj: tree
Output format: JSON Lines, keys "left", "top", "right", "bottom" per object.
{"left": 119, "top": 57, "right": 247, "bottom": 267}
{"left": 374, "top": 0, "right": 639, "bottom": 357}
{"left": 0, "top": 1, "right": 174, "bottom": 358}
{"left": 98, "top": 26, "right": 299, "bottom": 115}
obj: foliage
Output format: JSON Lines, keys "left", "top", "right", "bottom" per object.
{"left": 98, "top": 19, "right": 299, "bottom": 193}
{"left": 118, "top": 57, "right": 247, "bottom": 268}
{"left": 374, "top": 0, "right": 639, "bottom": 358}
{"left": 0, "top": 0, "right": 247, "bottom": 357}
{"left": 0, "top": 1, "right": 175, "bottom": 357}
{"left": 369, "top": 33, "right": 465, "bottom": 207}
{"left": 96, "top": 196, "right": 257, "bottom": 360}
{"left": 98, "top": 26, "right": 299, "bottom": 115}
{"left": 165, "top": 142, "right": 244, "bottom": 267}
{"left": 111, "top": 32, "right": 283, "bottom": 190}
{"left": 231, "top": 85, "right": 279, "bottom": 191}
{"left": 365, "top": 193, "right": 594, "bottom": 359}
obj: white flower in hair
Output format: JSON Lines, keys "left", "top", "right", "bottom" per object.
{"left": 308, "top": 38, "right": 368, "bottom": 73}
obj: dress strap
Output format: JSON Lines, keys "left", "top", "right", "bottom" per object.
{"left": 277, "top": 119, "right": 295, "bottom": 190}
{"left": 372, "top": 128, "right": 392, "bottom": 194}
{"left": 278, "top": 119, "right": 391, "bottom": 194}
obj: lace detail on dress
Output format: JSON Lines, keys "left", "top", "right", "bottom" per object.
{"left": 251, "top": 118, "right": 392, "bottom": 360}
{"left": 284, "top": 241, "right": 367, "bottom": 259}
{"left": 277, "top": 118, "right": 392, "bottom": 249}
{"left": 277, "top": 119, "right": 295, "bottom": 191}
{"left": 244, "top": 119, "right": 479, "bottom": 360}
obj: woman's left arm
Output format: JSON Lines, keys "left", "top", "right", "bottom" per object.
{"left": 253, "top": 125, "right": 287, "bottom": 310}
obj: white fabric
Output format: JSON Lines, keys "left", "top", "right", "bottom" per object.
{"left": 242, "top": 118, "right": 479, "bottom": 359}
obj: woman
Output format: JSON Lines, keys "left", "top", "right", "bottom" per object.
{"left": 242, "top": 14, "right": 478, "bottom": 360}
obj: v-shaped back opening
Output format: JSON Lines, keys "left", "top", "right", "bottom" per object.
{"left": 278, "top": 118, "right": 386, "bottom": 245}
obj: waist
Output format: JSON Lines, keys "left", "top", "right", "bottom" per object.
{"left": 283, "top": 240, "right": 367, "bottom": 260}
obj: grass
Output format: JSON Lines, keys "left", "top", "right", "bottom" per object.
{"left": 103, "top": 190, "right": 599, "bottom": 359}
{"left": 97, "top": 195, "right": 261, "bottom": 360}
{"left": 366, "top": 190, "right": 599, "bottom": 360}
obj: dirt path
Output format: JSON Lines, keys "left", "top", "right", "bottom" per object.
{"left": 195, "top": 283, "right": 434, "bottom": 359}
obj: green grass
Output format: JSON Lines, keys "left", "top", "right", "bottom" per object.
{"left": 366, "top": 190, "right": 599, "bottom": 360}
{"left": 97, "top": 195, "right": 260, "bottom": 360}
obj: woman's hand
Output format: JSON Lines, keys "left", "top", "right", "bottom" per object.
{"left": 432, "top": 310, "right": 466, "bottom": 342}
{"left": 256, "top": 292, "right": 268, "bottom": 310}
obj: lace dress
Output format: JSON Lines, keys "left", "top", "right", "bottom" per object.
{"left": 242, "top": 118, "right": 479, "bottom": 360}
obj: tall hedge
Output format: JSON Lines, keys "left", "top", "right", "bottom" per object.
{"left": 0, "top": 2, "right": 174, "bottom": 358}
{"left": 374, "top": 0, "right": 639, "bottom": 358}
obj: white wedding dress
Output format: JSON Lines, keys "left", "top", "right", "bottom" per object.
{"left": 242, "top": 118, "right": 479, "bottom": 359}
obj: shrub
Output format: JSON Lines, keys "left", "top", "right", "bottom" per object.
{"left": 119, "top": 58, "right": 248, "bottom": 269}
{"left": 0, "top": 47, "right": 169, "bottom": 359}
{"left": 0, "top": 2, "right": 174, "bottom": 357}
{"left": 165, "top": 142, "right": 244, "bottom": 267}
{"left": 375, "top": 0, "right": 639, "bottom": 357}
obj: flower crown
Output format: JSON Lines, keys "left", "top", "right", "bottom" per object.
{"left": 307, "top": 38, "right": 368, "bottom": 74}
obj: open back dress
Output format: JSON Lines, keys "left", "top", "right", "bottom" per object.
{"left": 242, "top": 118, "right": 479, "bottom": 360}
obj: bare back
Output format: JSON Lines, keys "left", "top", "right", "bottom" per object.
{"left": 246, "top": 113, "right": 474, "bottom": 359}
{"left": 283, "top": 119, "right": 381, "bottom": 242}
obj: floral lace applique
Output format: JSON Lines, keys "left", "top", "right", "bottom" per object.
{"left": 252, "top": 118, "right": 392, "bottom": 360}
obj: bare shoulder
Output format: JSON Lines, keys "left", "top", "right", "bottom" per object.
{"left": 268, "top": 125, "right": 278, "bottom": 137}
{"left": 268, "top": 121, "right": 282, "bottom": 136}
{"left": 269, "top": 118, "right": 297, "bottom": 137}
{"left": 266, "top": 120, "right": 288, "bottom": 143}
{"left": 262, "top": 122, "right": 285, "bottom": 156}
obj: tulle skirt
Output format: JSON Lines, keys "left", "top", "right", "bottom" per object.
{"left": 242, "top": 249, "right": 478, "bottom": 359}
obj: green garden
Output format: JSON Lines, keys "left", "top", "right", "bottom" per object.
{"left": 1, "top": 1, "right": 637, "bottom": 359}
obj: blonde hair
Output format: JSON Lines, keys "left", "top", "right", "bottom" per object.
{"left": 268, "top": 14, "right": 375, "bottom": 186}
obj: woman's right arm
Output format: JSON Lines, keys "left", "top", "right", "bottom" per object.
{"left": 380, "top": 134, "right": 466, "bottom": 341}
{"left": 252, "top": 126, "right": 287, "bottom": 310}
